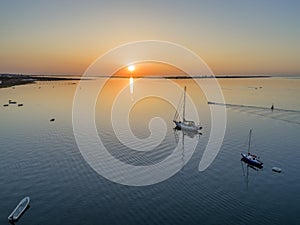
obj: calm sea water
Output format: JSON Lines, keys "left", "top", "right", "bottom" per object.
{"left": 0, "top": 77, "right": 300, "bottom": 225}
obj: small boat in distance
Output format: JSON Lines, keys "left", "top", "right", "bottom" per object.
{"left": 8, "top": 196, "right": 30, "bottom": 222}
{"left": 173, "top": 86, "right": 202, "bottom": 132}
{"left": 272, "top": 167, "right": 282, "bottom": 173}
{"left": 241, "top": 129, "right": 263, "bottom": 168}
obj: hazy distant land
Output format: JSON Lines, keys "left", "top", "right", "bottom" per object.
{"left": 0, "top": 74, "right": 271, "bottom": 89}
{"left": 0, "top": 74, "right": 80, "bottom": 89}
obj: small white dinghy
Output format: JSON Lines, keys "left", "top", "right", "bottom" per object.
{"left": 8, "top": 196, "right": 30, "bottom": 222}
{"left": 272, "top": 167, "right": 282, "bottom": 173}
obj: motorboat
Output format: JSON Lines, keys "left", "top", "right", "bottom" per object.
{"left": 8, "top": 196, "right": 30, "bottom": 222}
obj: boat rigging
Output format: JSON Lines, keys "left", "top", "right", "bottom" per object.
{"left": 241, "top": 129, "right": 263, "bottom": 168}
{"left": 173, "top": 86, "right": 202, "bottom": 132}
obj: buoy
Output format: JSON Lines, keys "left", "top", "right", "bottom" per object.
{"left": 272, "top": 167, "right": 282, "bottom": 173}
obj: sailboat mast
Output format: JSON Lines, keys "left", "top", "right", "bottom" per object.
{"left": 183, "top": 86, "right": 186, "bottom": 122}
{"left": 248, "top": 129, "right": 252, "bottom": 153}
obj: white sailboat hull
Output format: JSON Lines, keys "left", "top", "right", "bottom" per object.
{"left": 173, "top": 120, "right": 202, "bottom": 132}
{"left": 173, "top": 86, "right": 202, "bottom": 132}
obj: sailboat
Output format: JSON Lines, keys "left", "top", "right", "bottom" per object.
{"left": 173, "top": 86, "right": 202, "bottom": 132}
{"left": 241, "top": 129, "right": 263, "bottom": 168}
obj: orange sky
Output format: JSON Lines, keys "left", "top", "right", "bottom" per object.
{"left": 0, "top": 1, "right": 299, "bottom": 75}
{"left": 115, "top": 63, "right": 186, "bottom": 77}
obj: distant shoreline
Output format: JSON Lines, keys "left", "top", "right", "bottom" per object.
{"left": 0, "top": 74, "right": 81, "bottom": 89}
{"left": 0, "top": 74, "right": 271, "bottom": 89}
{"left": 79, "top": 75, "right": 271, "bottom": 79}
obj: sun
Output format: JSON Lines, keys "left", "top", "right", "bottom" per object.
{"left": 128, "top": 65, "right": 135, "bottom": 72}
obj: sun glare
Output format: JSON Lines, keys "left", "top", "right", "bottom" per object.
{"left": 128, "top": 65, "right": 135, "bottom": 72}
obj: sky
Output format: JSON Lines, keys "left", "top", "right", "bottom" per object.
{"left": 0, "top": 0, "right": 299, "bottom": 75}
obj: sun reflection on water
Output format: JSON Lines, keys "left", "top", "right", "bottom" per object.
{"left": 130, "top": 76, "right": 134, "bottom": 96}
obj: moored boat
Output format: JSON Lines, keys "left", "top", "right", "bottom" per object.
{"left": 241, "top": 153, "right": 263, "bottom": 168}
{"left": 272, "top": 167, "right": 282, "bottom": 173}
{"left": 8, "top": 196, "right": 30, "bottom": 222}
{"left": 173, "top": 86, "right": 202, "bottom": 132}
{"left": 241, "top": 129, "right": 263, "bottom": 168}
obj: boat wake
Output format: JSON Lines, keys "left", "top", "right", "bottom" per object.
{"left": 208, "top": 102, "right": 300, "bottom": 125}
